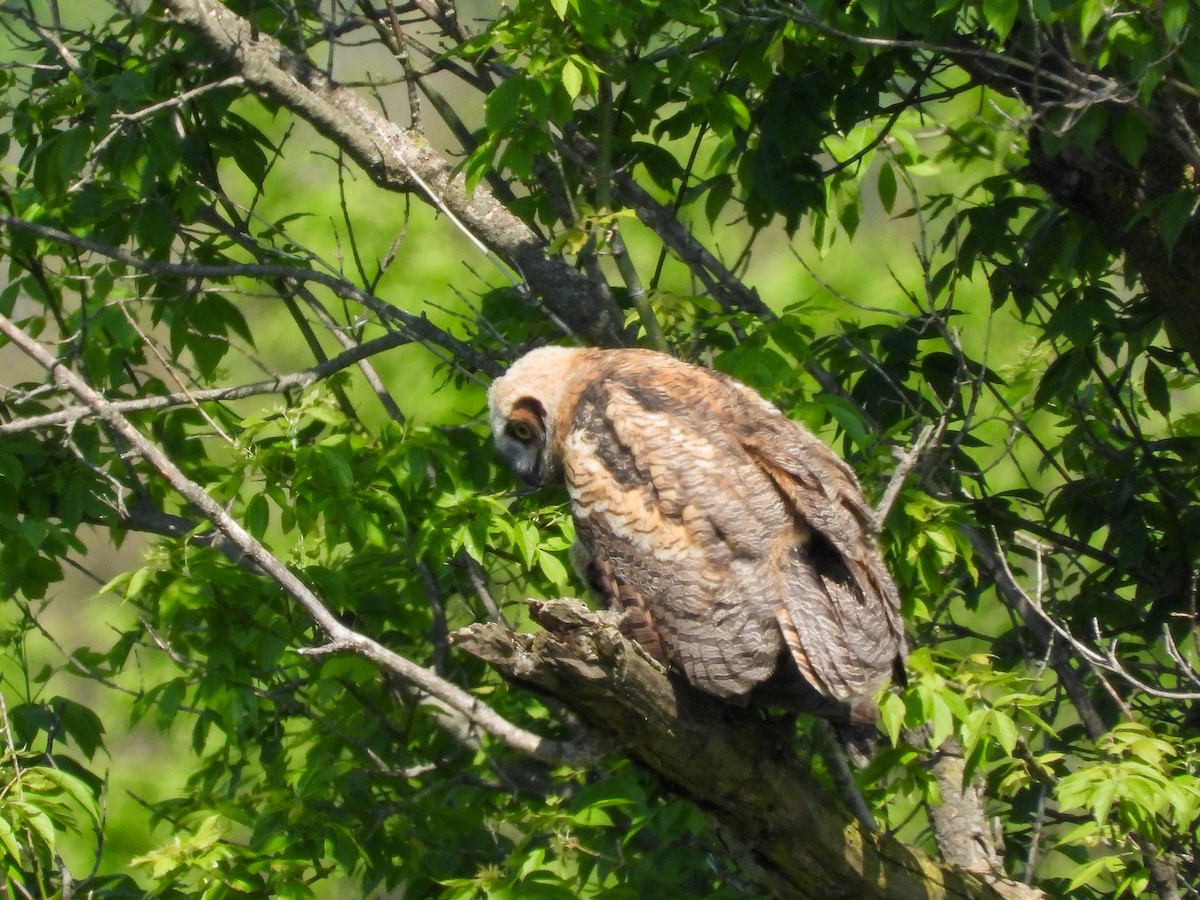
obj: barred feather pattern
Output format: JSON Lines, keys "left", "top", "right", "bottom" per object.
{"left": 488, "top": 347, "right": 906, "bottom": 721}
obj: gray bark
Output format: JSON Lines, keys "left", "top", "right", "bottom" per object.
{"left": 163, "top": 0, "right": 627, "bottom": 348}
{"left": 454, "top": 598, "right": 1037, "bottom": 900}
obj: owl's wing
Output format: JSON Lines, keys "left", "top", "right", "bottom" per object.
{"left": 733, "top": 386, "right": 907, "bottom": 701}
{"left": 563, "top": 359, "right": 905, "bottom": 705}
{"left": 564, "top": 371, "right": 794, "bottom": 699}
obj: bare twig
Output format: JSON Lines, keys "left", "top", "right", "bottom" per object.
{"left": 78, "top": 76, "right": 245, "bottom": 188}
{"left": 874, "top": 422, "right": 941, "bottom": 528}
{"left": 462, "top": 553, "right": 507, "bottom": 624}
{"left": 302, "top": 295, "right": 407, "bottom": 424}
{"left": 0, "top": 311, "right": 599, "bottom": 767}
{"left": 993, "top": 529, "right": 1200, "bottom": 702}
{"left": 963, "top": 525, "right": 1108, "bottom": 740}
{"left": 384, "top": 0, "right": 422, "bottom": 128}
{"left": 0, "top": 329, "right": 414, "bottom": 435}
{"left": 756, "top": 0, "right": 1133, "bottom": 108}
{"left": 116, "top": 303, "right": 242, "bottom": 448}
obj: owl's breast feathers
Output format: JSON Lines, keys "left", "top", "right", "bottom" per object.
{"left": 551, "top": 351, "right": 906, "bottom": 707}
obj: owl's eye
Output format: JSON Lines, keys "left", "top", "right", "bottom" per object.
{"left": 506, "top": 420, "right": 536, "bottom": 443}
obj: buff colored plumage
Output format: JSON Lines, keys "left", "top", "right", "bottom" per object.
{"left": 488, "top": 347, "right": 906, "bottom": 733}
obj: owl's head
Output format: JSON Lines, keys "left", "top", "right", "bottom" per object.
{"left": 487, "top": 346, "right": 586, "bottom": 486}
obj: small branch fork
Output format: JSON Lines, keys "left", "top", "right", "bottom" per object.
{"left": 0, "top": 329, "right": 413, "bottom": 436}
{"left": 874, "top": 421, "right": 942, "bottom": 528}
{"left": 0, "top": 310, "right": 600, "bottom": 768}
{"left": 993, "top": 529, "right": 1200, "bottom": 703}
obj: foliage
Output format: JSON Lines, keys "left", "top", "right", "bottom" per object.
{"left": 0, "top": 0, "right": 1198, "bottom": 896}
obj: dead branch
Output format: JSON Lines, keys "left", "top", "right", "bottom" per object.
{"left": 453, "top": 597, "right": 1033, "bottom": 900}
{"left": 996, "top": 530, "right": 1200, "bottom": 702}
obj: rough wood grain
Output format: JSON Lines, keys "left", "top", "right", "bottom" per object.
{"left": 453, "top": 599, "right": 1025, "bottom": 900}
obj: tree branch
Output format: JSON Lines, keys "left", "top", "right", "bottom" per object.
{"left": 989, "top": 530, "right": 1200, "bottom": 702}
{"left": 0, "top": 310, "right": 598, "bottom": 768}
{"left": 0, "top": 213, "right": 500, "bottom": 377}
{"left": 161, "top": 0, "right": 627, "bottom": 345}
{"left": 0, "top": 328, "right": 414, "bottom": 435}
{"left": 454, "top": 598, "right": 1029, "bottom": 900}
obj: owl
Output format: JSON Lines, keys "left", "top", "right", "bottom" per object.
{"left": 488, "top": 346, "right": 906, "bottom": 738}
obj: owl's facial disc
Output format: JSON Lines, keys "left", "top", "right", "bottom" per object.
{"left": 497, "top": 396, "right": 552, "bottom": 485}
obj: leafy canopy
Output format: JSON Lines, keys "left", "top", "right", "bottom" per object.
{"left": 0, "top": 0, "right": 1198, "bottom": 897}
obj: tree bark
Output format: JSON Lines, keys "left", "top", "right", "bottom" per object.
{"left": 162, "top": 0, "right": 627, "bottom": 347}
{"left": 1022, "top": 136, "right": 1200, "bottom": 371}
{"left": 454, "top": 599, "right": 1034, "bottom": 900}
{"left": 949, "top": 41, "right": 1200, "bottom": 371}
{"left": 924, "top": 738, "right": 1002, "bottom": 876}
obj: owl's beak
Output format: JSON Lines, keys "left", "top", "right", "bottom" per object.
{"left": 495, "top": 440, "right": 550, "bottom": 487}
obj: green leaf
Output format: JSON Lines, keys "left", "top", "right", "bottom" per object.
{"left": 515, "top": 520, "right": 540, "bottom": 567}
{"left": 245, "top": 492, "right": 270, "bottom": 538}
{"left": 569, "top": 805, "right": 613, "bottom": 827}
{"left": 55, "top": 125, "right": 92, "bottom": 185}
{"left": 1142, "top": 361, "right": 1170, "bottom": 417}
{"left": 53, "top": 698, "right": 106, "bottom": 759}
{"left": 1065, "top": 855, "right": 1121, "bottom": 893}
{"left": 1078, "top": 0, "right": 1106, "bottom": 40}
{"left": 1162, "top": 0, "right": 1189, "bottom": 40}
{"left": 880, "top": 691, "right": 905, "bottom": 746}
{"left": 1157, "top": 190, "right": 1198, "bottom": 252}
{"left": 560, "top": 60, "right": 583, "bottom": 100}
{"left": 963, "top": 733, "right": 989, "bottom": 786}
{"left": 156, "top": 678, "right": 187, "bottom": 729}
{"left": 983, "top": 0, "right": 1018, "bottom": 40}
{"left": 10, "top": 801, "right": 56, "bottom": 857}
{"left": 929, "top": 692, "right": 954, "bottom": 749}
{"left": 537, "top": 551, "right": 570, "bottom": 586}
{"left": 485, "top": 77, "right": 528, "bottom": 134}
{"left": 0, "top": 815, "right": 23, "bottom": 863}
{"left": 32, "top": 767, "right": 101, "bottom": 829}
{"left": 275, "top": 881, "right": 316, "bottom": 900}
{"left": 321, "top": 448, "right": 355, "bottom": 492}
{"left": 987, "top": 709, "right": 1019, "bottom": 756}
{"left": 125, "top": 565, "right": 155, "bottom": 599}
{"left": 877, "top": 161, "right": 897, "bottom": 214}
{"left": 857, "top": 0, "right": 887, "bottom": 27}
{"left": 0, "top": 281, "right": 20, "bottom": 317}
{"left": 1112, "top": 112, "right": 1149, "bottom": 167}
{"left": 1090, "top": 777, "right": 1118, "bottom": 825}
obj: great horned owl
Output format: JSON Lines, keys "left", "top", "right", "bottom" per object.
{"left": 488, "top": 346, "right": 907, "bottom": 737}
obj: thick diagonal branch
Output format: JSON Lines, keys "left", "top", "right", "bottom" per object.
{"left": 454, "top": 598, "right": 1023, "bottom": 900}
{"left": 161, "top": 0, "right": 625, "bottom": 345}
{"left": 0, "top": 311, "right": 599, "bottom": 768}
